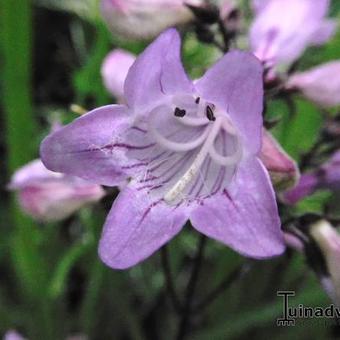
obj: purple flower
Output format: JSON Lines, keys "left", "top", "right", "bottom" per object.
{"left": 251, "top": 0, "right": 271, "bottom": 14}
{"left": 284, "top": 151, "right": 340, "bottom": 204}
{"left": 41, "top": 29, "right": 284, "bottom": 269}
{"left": 3, "top": 331, "right": 26, "bottom": 340}
{"left": 250, "top": 0, "right": 336, "bottom": 67}
{"left": 101, "top": 49, "right": 136, "bottom": 101}
{"left": 100, "top": 0, "right": 203, "bottom": 39}
{"left": 9, "top": 159, "right": 105, "bottom": 222}
{"left": 286, "top": 61, "right": 340, "bottom": 108}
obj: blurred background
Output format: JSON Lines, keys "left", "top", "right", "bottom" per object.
{"left": 1, "top": 0, "right": 340, "bottom": 339}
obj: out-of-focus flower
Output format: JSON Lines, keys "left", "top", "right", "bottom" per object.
{"left": 260, "top": 129, "right": 299, "bottom": 191}
{"left": 251, "top": 0, "right": 271, "bottom": 14}
{"left": 66, "top": 335, "right": 88, "bottom": 340}
{"left": 3, "top": 331, "right": 26, "bottom": 340}
{"left": 9, "top": 159, "right": 105, "bottom": 222}
{"left": 219, "top": 0, "right": 241, "bottom": 34}
{"left": 310, "top": 220, "right": 340, "bottom": 306}
{"left": 101, "top": 49, "right": 136, "bottom": 101}
{"left": 283, "top": 230, "right": 305, "bottom": 252}
{"left": 100, "top": 0, "right": 203, "bottom": 40}
{"left": 41, "top": 29, "right": 284, "bottom": 269}
{"left": 250, "top": 0, "right": 336, "bottom": 67}
{"left": 286, "top": 61, "right": 340, "bottom": 108}
{"left": 284, "top": 151, "right": 340, "bottom": 204}
{"left": 284, "top": 219, "right": 340, "bottom": 306}
{"left": 283, "top": 173, "right": 318, "bottom": 204}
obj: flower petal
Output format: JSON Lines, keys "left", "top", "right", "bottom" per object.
{"left": 40, "top": 105, "right": 131, "bottom": 186}
{"left": 124, "top": 28, "right": 193, "bottom": 112}
{"left": 195, "top": 50, "right": 263, "bottom": 154}
{"left": 98, "top": 185, "right": 190, "bottom": 269}
{"left": 190, "top": 157, "right": 285, "bottom": 258}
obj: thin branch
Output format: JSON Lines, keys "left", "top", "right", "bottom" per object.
{"left": 193, "top": 262, "right": 251, "bottom": 312}
{"left": 176, "top": 234, "right": 207, "bottom": 340}
{"left": 160, "top": 245, "right": 183, "bottom": 314}
{"left": 217, "top": 18, "right": 230, "bottom": 52}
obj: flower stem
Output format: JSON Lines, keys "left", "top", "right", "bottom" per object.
{"left": 176, "top": 234, "right": 207, "bottom": 340}
{"left": 160, "top": 245, "right": 183, "bottom": 314}
{"left": 193, "top": 262, "right": 251, "bottom": 312}
{"left": 217, "top": 19, "right": 230, "bottom": 52}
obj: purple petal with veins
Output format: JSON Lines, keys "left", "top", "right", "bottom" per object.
{"left": 41, "top": 29, "right": 284, "bottom": 268}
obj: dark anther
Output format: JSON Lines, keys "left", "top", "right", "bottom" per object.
{"left": 195, "top": 97, "right": 200, "bottom": 104}
{"left": 206, "top": 106, "right": 216, "bottom": 121}
{"left": 174, "top": 107, "right": 186, "bottom": 117}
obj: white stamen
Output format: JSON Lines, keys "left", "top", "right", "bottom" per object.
{"left": 149, "top": 119, "right": 211, "bottom": 152}
{"left": 164, "top": 117, "right": 223, "bottom": 203}
{"left": 209, "top": 134, "right": 243, "bottom": 166}
{"left": 174, "top": 115, "right": 209, "bottom": 127}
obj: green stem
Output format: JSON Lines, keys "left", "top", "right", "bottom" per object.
{"left": 1, "top": 2, "right": 54, "bottom": 338}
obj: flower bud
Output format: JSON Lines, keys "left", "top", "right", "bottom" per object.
{"left": 101, "top": 49, "right": 136, "bottom": 101}
{"left": 219, "top": 1, "right": 241, "bottom": 34}
{"left": 260, "top": 130, "right": 300, "bottom": 191}
{"left": 284, "top": 151, "right": 340, "bottom": 204}
{"left": 287, "top": 61, "right": 340, "bottom": 108}
{"left": 283, "top": 173, "right": 318, "bottom": 204}
{"left": 310, "top": 220, "right": 340, "bottom": 306}
{"left": 9, "top": 159, "right": 105, "bottom": 222}
{"left": 3, "top": 331, "right": 26, "bottom": 340}
{"left": 100, "top": 0, "right": 203, "bottom": 40}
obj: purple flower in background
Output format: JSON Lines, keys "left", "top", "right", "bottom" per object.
{"left": 250, "top": 0, "right": 336, "bottom": 67}
{"left": 286, "top": 61, "right": 340, "bottom": 108}
{"left": 101, "top": 49, "right": 136, "bottom": 101}
{"left": 100, "top": 0, "right": 203, "bottom": 39}
{"left": 41, "top": 29, "right": 284, "bottom": 269}
{"left": 251, "top": 0, "right": 271, "bottom": 14}
{"left": 3, "top": 331, "right": 26, "bottom": 340}
{"left": 310, "top": 220, "right": 340, "bottom": 307}
{"left": 9, "top": 159, "right": 105, "bottom": 222}
{"left": 284, "top": 151, "right": 340, "bottom": 204}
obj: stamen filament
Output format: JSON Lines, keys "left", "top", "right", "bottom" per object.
{"left": 149, "top": 116, "right": 211, "bottom": 152}
{"left": 174, "top": 115, "right": 210, "bottom": 126}
{"left": 164, "top": 117, "right": 223, "bottom": 203}
{"left": 209, "top": 135, "right": 243, "bottom": 166}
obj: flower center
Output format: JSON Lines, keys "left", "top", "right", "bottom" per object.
{"left": 148, "top": 95, "right": 243, "bottom": 204}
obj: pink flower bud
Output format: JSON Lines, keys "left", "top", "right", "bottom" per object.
{"left": 287, "top": 61, "right": 340, "bottom": 108}
{"left": 101, "top": 49, "right": 136, "bottom": 101}
{"left": 100, "top": 0, "right": 203, "bottom": 39}
{"left": 260, "top": 130, "right": 299, "bottom": 191}
{"left": 9, "top": 159, "right": 105, "bottom": 222}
